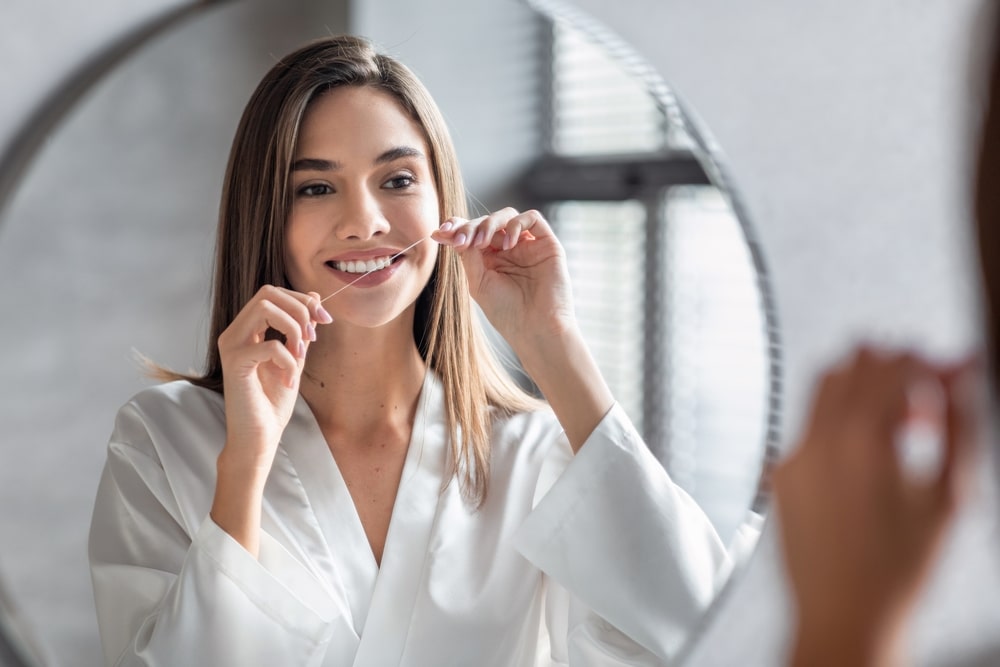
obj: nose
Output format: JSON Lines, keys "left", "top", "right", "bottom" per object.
{"left": 334, "top": 187, "right": 390, "bottom": 241}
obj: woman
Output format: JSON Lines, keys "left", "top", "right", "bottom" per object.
{"left": 88, "top": 35, "right": 728, "bottom": 666}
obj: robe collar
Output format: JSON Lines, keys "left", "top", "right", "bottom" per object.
{"left": 280, "top": 369, "right": 449, "bottom": 665}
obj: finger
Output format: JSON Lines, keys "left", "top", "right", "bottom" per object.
{"left": 800, "top": 347, "right": 926, "bottom": 464}
{"left": 889, "top": 354, "right": 947, "bottom": 435}
{"left": 473, "top": 208, "right": 519, "bottom": 249}
{"left": 220, "top": 301, "right": 294, "bottom": 358}
{"left": 432, "top": 216, "right": 481, "bottom": 249}
{"left": 500, "top": 209, "right": 549, "bottom": 250}
{"left": 267, "top": 286, "right": 330, "bottom": 332}
{"left": 255, "top": 339, "right": 302, "bottom": 389}
{"left": 260, "top": 303, "right": 308, "bottom": 359}
{"left": 230, "top": 338, "right": 300, "bottom": 382}
{"left": 229, "top": 298, "right": 307, "bottom": 360}
{"left": 852, "top": 352, "right": 958, "bottom": 486}
{"left": 434, "top": 209, "right": 526, "bottom": 251}
{"left": 935, "top": 357, "right": 981, "bottom": 508}
{"left": 303, "top": 291, "right": 333, "bottom": 325}
{"left": 431, "top": 217, "right": 460, "bottom": 239}
{"left": 500, "top": 215, "right": 526, "bottom": 251}
{"left": 256, "top": 286, "right": 322, "bottom": 343}
{"left": 850, "top": 349, "right": 934, "bottom": 445}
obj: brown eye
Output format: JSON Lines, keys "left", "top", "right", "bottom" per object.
{"left": 298, "top": 183, "right": 333, "bottom": 197}
{"left": 384, "top": 175, "right": 415, "bottom": 190}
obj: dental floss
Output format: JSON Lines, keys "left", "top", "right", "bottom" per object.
{"left": 319, "top": 235, "right": 431, "bottom": 304}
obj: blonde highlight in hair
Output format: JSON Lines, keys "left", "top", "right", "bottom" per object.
{"left": 157, "top": 35, "right": 540, "bottom": 505}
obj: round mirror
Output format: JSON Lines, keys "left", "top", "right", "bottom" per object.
{"left": 519, "top": 1, "right": 779, "bottom": 550}
{"left": 0, "top": 0, "right": 779, "bottom": 664}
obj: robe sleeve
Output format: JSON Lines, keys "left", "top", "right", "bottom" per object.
{"left": 88, "top": 401, "right": 340, "bottom": 667}
{"left": 512, "top": 402, "right": 731, "bottom": 664}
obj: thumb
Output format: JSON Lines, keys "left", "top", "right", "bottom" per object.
{"left": 935, "top": 356, "right": 981, "bottom": 509}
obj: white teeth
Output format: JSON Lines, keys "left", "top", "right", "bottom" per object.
{"left": 333, "top": 256, "right": 393, "bottom": 274}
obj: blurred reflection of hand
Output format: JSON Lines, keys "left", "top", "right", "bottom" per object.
{"left": 773, "top": 346, "right": 980, "bottom": 667}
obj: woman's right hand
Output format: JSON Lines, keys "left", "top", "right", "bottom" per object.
{"left": 217, "top": 285, "right": 331, "bottom": 465}
{"left": 211, "top": 286, "right": 331, "bottom": 556}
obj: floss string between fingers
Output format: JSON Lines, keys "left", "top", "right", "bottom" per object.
{"left": 319, "top": 235, "right": 430, "bottom": 304}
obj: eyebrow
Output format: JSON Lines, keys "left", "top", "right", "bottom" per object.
{"left": 291, "top": 146, "right": 425, "bottom": 172}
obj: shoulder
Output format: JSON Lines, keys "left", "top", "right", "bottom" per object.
{"left": 111, "top": 380, "right": 226, "bottom": 462}
{"left": 482, "top": 406, "right": 575, "bottom": 511}
{"left": 127, "top": 379, "right": 223, "bottom": 412}
{"left": 117, "top": 380, "right": 224, "bottom": 431}
{"left": 489, "top": 405, "right": 568, "bottom": 466}
{"left": 490, "top": 404, "right": 560, "bottom": 439}
{"left": 100, "top": 381, "right": 225, "bottom": 539}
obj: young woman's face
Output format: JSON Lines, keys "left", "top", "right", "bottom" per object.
{"left": 284, "top": 85, "right": 440, "bottom": 328}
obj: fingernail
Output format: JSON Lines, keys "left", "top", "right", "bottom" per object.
{"left": 307, "top": 323, "right": 316, "bottom": 341}
{"left": 455, "top": 232, "right": 467, "bottom": 246}
{"left": 503, "top": 232, "right": 512, "bottom": 250}
{"left": 316, "top": 306, "right": 333, "bottom": 323}
{"left": 439, "top": 221, "right": 453, "bottom": 232}
{"left": 297, "top": 340, "right": 306, "bottom": 358}
{"left": 474, "top": 230, "right": 486, "bottom": 247}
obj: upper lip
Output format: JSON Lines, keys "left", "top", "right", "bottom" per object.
{"left": 325, "top": 247, "right": 406, "bottom": 263}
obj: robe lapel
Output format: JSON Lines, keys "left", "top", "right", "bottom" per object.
{"left": 351, "top": 371, "right": 449, "bottom": 667}
{"left": 281, "top": 394, "right": 378, "bottom": 640}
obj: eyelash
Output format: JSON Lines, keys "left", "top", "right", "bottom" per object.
{"left": 297, "top": 183, "right": 333, "bottom": 197}
{"left": 384, "top": 173, "right": 415, "bottom": 190}
{"left": 294, "top": 173, "right": 416, "bottom": 198}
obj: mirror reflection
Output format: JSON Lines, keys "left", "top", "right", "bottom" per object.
{"left": 520, "top": 15, "right": 776, "bottom": 544}
{"left": 0, "top": 1, "right": 778, "bottom": 665}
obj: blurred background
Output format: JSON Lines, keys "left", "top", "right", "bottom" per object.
{"left": 1, "top": 0, "right": 998, "bottom": 665}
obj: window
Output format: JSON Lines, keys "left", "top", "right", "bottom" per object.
{"left": 522, "top": 14, "right": 773, "bottom": 542}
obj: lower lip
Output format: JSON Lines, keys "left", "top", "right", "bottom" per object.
{"left": 325, "top": 257, "right": 403, "bottom": 288}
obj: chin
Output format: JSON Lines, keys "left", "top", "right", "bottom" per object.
{"left": 336, "top": 299, "right": 419, "bottom": 331}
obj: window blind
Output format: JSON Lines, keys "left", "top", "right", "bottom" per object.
{"left": 544, "top": 17, "right": 769, "bottom": 542}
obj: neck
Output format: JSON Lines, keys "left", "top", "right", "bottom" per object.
{"left": 299, "top": 320, "right": 427, "bottom": 438}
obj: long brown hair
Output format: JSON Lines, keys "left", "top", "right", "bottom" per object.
{"left": 976, "top": 5, "right": 1000, "bottom": 393}
{"left": 163, "top": 35, "right": 540, "bottom": 505}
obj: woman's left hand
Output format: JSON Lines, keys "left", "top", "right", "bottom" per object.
{"left": 434, "top": 207, "right": 615, "bottom": 451}
{"left": 431, "top": 208, "right": 575, "bottom": 348}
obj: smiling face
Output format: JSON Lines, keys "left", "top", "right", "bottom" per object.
{"left": 284, "top": 85, "right": 441, "bottom": 329}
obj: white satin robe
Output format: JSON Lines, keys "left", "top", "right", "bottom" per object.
{"left": 89, "top": 372, "right": 729, "bottom": 666}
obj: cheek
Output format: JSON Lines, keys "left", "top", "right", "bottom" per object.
{"left": 418, "top": 199, "right": 440, "bottom": 268}
{"left": 420, "top": 192, "right": 441, "bottom": 232}
{"left": 423, "top": 243, "right": 440, "bottom": 271}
